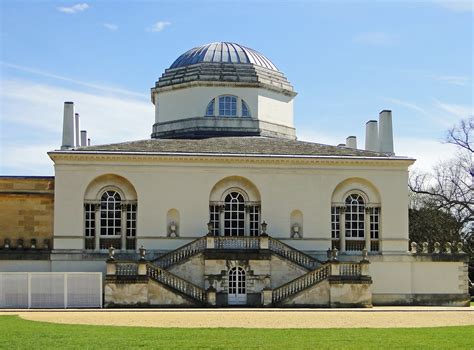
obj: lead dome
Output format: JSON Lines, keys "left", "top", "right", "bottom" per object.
{"left": 151, "top": 42, "right": 296, "bottom": 140}
{"left": 170, "top": 42, "right": 279, "bottom": 71}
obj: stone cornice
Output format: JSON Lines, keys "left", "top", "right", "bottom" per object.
{"left": 151, "top": 79, "right": 297, "bottom": 100}
{"left": 48, "top": 151, "right": 415, "bottom": 168}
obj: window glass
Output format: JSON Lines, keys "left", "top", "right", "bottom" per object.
{"left": 206, "top": 99, "right": 215, "bottom": 116}
{"left": 219, "top": 96, "right": 237, "bottom": 116}
{"left": 242, "top": 101, "right": 251, "bottom": 117}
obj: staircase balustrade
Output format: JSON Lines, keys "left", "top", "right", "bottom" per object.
{"left": 153, "top": 236, "right": 207, "bottom": 268}
{"left": 268, "top": 237, "right": 320, "bottom": 270}
{"left": 214, "top": 236, "right": 260, "bottom": 249}
{"left": 116, "top": 262, "right": 138, "bottom": 276}
{"left": 272, "top": 264, "right": 330, "bottom": 303}
{"left": 339, "top": 262, "right": 361, "bottom": 276}
{"left": 146, "top": 264, "right": 206, "bottom": 303}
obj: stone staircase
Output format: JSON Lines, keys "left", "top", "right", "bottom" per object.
{"left": 146, "top": 264, "right": 207, "bottom": 304}
{"left": 105, "top": 235, "right": 371, "bottom": 307}
{"left": 268, "top": 237, "right": 321, "bottom": 270}
{"left": 152, "top": 236, "right": 206, "bottom": 269}
{"left": 152, "top": 234, "right": 322, "bottom": 271}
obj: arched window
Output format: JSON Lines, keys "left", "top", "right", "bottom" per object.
{"left": 228, "top": 266, "right": 246, "bottom": 305}
{"left": 345, "top": 194, "right": 365, "bottom": 239}
{"left": 219, "top": 95, "right": 237, "bottom": 116}
{"left": 205, "top": 96, "right": 251, "bottom": 118}
{"left": 242, "top": 101, "right": 251, "bottom": 117}
{"left": 206, "top": 99, "right": 215, "bottom": 116}
{"left": 224, "top": 192, "right": 246, "bottom": 236}
{"left": 100, "top": 190, "right": 122, "bottom": 236}
{"left": 84, "top": 189, "right": 137, "bottom": 251}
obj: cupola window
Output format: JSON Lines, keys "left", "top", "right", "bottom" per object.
{"left": 242, "top": 101, "right": 251, "bottom": 117}
{"left": 219, "top": 96, "right": 237, "bottom": 116}
{"left": 206, "top": 95, "right": 251, "bottom": 118}
{"left": 206, "top": 99, "right": 215, "bottom": 116}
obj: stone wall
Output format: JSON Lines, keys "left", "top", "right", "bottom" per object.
{"left": 0, "top": 177, "right": 54, "bottom": 249}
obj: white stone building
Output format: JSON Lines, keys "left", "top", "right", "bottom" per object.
{"left": 1, "top": 42, "right": 469, "bottom": 307}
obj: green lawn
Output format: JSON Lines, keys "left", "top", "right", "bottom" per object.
{"left": 0, "top": 315, "right": 473, "bottom": 350}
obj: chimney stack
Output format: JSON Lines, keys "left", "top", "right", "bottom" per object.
{"left": 74, "top": 113, "right": 80, "bottom": 147}
{"left": 378, "top": 110, "right": 394, "bottom": 154}
{"left": 80, "top": 130, "right": 87, "bottom": 147}
{"left": 346, "top": 136, "right": 357, "bottom": 149}
{"left": 87, "top": 138, "right": 91, "bottom": 146}
{"left": 365, "top": 120, "right": 379, "bottom": 152}
{"left": 61, "top": 102, "right": 75, "bottom": 150}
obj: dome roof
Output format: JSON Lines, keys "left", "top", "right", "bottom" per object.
{"left": 170, "top": 42, "right": 279, "bottom": 71}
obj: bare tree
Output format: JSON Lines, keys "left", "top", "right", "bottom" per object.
{"left": 409, "top": 117, "right": 473, "bottom": 230}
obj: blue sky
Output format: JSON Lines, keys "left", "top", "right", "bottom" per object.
{"left": 1, "top": 0, "right": 472, "bottom": 175}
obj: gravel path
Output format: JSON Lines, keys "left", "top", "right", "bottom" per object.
{"left": 1, "top": 308, "right": 473, "bottom": 328}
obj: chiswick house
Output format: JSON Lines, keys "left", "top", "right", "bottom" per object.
{"left": 0, "top": 42, "right": 469, "bottom": 308}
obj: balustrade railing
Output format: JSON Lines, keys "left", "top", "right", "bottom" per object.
{"left": 116, "top": 262, "right": 138, "bottom": 276}
{"left": 85, "top": 237, "right": 95, "bottom": 250}
{"left": 370, "top": 240, "right": 379, "bottom": 252}
{"left": 99, "top": 237, "right": 122, "bottom": 250}
{"left": 268, "top": 237, "right": 320, "bottom": 270}
{"left": 339, "top": 262, "right": 361, "bottom": 276}
{"left": 272, "top": 264, "right": 330, "bottom": 303}
{"left": 215, "top": 236, "right": 260, "bottom": 249}
{"left": 153, "top": 236, "right": 206, "bottom": 268}
{"left": 147, "top": 264, "right": 206, "bottom": 303}
{"left": 345, "top": 239, "right": 365, "bottom": 252}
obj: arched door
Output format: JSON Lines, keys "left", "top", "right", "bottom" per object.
{"left": 228, "top": 267, "right": 246, "bottom": 305}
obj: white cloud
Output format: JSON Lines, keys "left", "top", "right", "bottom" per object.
{"left": 433, "top": 100, "right": 474, "bottom": 119}
{"left": 430, "top": 74, "right": 470, "bottom": 86}
{"left": 397, "top": 137, "right": 459, "bottom": 172}
{"left": 103, "top": 23, "right": 118, "bottom": 31}
{"left": 297, "top": 129, "right": 457, "bottom": 173}
{"left": 148, "top": 21, "right": 171, "bottom": 33}
{"left": 1, "top": 61, "right": 145, "bottom": 99}
{"left": 353, "top": 32, "right": 398, "bottom": 46}
{"left": 383, "top": 97, "right": 429, "bottom": 116}
{"left": 436, "top": 0, "right": 473, "bottom": 12}
{"left": 0, "top": 79, "right": 153, "bottom": 175}
{"left": 57, "top": 3, "right": 89, "bottom": 14}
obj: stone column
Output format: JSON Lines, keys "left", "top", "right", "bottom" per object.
{"left": 339, "top": 207, "right": 346, "bottom": 252}
{"left": 218, "top": 205, "right": 225, "bottom": 236}
{"left": 364, "top": 207, "right": 371, "bottom": 252}
{"left": 121, "top": 204, "right": 128, "bottom": 251}
{"left": 94, "top": 204, "right": 100, "bottom": 251}
{"left": 244, "top": 205, "right": 251, "bottom": 236}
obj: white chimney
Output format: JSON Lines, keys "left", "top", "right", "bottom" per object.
{"left": 87, "top": 138, "right": 91, "bottom": 146}
{"left": 346, "top": 136, "right": 357, "bottom": 149}
{"left": 61, "top": 102, "right": 75, "bottom": 150}
{"left": 365, "top": 120, "right": 379, "bottom": 152}
{"left": 80, "top": 130, "right": 87, "bottom": 147}
{"left": 379, "top": 110, "right": 394, "bottom": 154}
{"left": 74, "top": 113, "right": 80, "bottom": 147}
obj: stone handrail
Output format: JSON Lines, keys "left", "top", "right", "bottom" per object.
{"left": 268, "top": 237, "right": 321, "bottom": 270}
{"left": 147, "top": 264, "right": 207, "bottom": 303}
{"left": 116, "top": 262, "right": 138, "bottom": 276}
{"left": 272, "top": 263, "right": 330, "bottom": 304}
{"left": 339, "top": 262, "right": 361, "bottom": 276}
{"left": 215, "top": 236, "right": 260, "bottom": 249}
{"left": 153, "top": 236, "right": 207, "bottom": 269}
